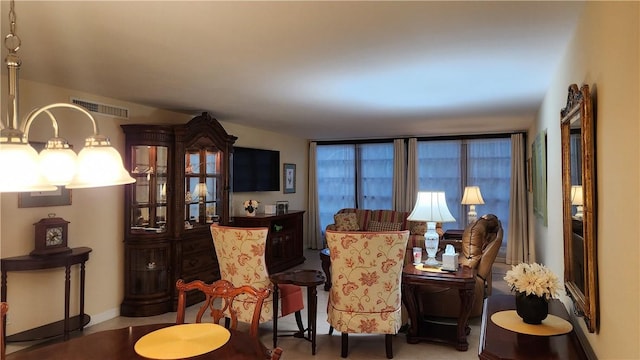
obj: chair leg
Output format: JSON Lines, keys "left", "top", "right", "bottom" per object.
{"left": 224, "top": 317, "right": 230, "bottom": 329}
{"left": 341, "top": 332, "right": 348, "bottom": 358}
{"left": 294, "top": 310, "right": 305, "bottom": 333}
{"left": 385, "top": 334, "right": 393, "bottom": 359}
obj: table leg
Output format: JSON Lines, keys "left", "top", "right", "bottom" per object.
{"left": 319, "top": 251, "right": 331, "bottom": 291}
{"left": 272, "top": 284, "right": 279, "bottom": 349}
{"left": 308, "top": 285, "right": 318, "bottom": 355}
{"left": 401, "top": 283, "right": 420, "bottom": 344}
{"left": 2, "top": 270, "right": 7, "bottom": 346}
{"left": 80, "top": 261, "right": 86, "bottom": 331}
{"left": 456, "top": 288, "right": 475, "bottom": 351}
{"left": 64, "top": 265, "right": 71, "bottom": 341}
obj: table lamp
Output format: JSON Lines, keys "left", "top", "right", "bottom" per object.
{"left": 407, "top": 191, "right": 456, "bottom": 266}
{"left": 195, "top": 183, "right": 209, "bottom": 203}
{"left": 570, "top": 185, "right": 584, "bottom": 220}
{"left": 461, "top": 186, "right": 485, "bottom": 224}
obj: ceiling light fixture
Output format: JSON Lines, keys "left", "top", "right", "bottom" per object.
{"left": 0, "top": 0, "right": 135, "bottom": 192}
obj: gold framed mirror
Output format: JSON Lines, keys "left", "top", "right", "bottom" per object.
{"left": 560, "top": 84, "right": 597, "bottom": 332}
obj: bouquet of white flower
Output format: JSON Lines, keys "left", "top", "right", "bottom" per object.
{"left": 243, "top": 199, "right": 259, "bottom": 213}
{"left": 504, "top": 262, "right": 561, "bottom": 300}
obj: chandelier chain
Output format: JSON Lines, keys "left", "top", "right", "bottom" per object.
{"left": 5, "top": 0, "right": 20, "bottom": 52}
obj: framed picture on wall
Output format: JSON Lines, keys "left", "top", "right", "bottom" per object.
{"left": 532, "top": 131, "right": 547, "bottom": 225}
{"left": 283, "top": 163, "right": 296, "bottom": 194}
{"left": 19, "top": 186, "right": 72, "bottom": 208}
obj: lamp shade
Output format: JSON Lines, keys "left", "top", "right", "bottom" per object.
{"left": 195, "top": 183, "right": 209, "bottom": 197}
{"left": 461, "top": 186, "right": 485, "bottom": 205}
{"left": 66, "top": 145, "right": 135, "bottom": 189}
{"left": 39, "top": 147, "right": 78, "bottom": 186}
{"left": 407, "top": 191, "right": 456, "bottom": 222}
{"left": 571, "top": 185, "right": 583, "bottom": 206}
{"left": 0, "top": 143, "right": 57, "bottom": 192}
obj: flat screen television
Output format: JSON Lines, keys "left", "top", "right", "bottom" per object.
{"left": 232, "top": 147, "right": 280, "bottom": 192}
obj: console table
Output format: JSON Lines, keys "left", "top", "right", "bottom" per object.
{"left": 1, "top": 247, "right": 92, "bottom": 342}
{"left": 479, "top": 294, "right": 587, "bottom": 359}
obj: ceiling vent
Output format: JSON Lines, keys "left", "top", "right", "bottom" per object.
{"left": 71, "top": 98, "right": 129, "bottom": 119}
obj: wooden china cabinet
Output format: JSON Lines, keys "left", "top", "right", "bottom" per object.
{"left": 120, "top": 113, "right": 237, "bottom": 316}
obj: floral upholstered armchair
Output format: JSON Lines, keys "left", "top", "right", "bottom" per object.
{"left": 325, "top": 229, "right": 409, "bottom": 359}
{"left": 210, "top": 225, "right": 304, "bottom": 332}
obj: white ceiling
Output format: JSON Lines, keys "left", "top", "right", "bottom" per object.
{"left": 1, "top": 1, "right": 584, "bottom": 140}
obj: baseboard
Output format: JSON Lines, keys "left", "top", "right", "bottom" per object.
{"left": 85, "top": 307, "right": 120, "bottom": 328}
{"left": 567, "top": 302, "right": 597, "bottom": 360}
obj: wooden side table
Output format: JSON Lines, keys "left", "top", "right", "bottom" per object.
{"left": 402, "top": 264, "right": 476, "bottom": 351}
{"left": 270, "top": 269, "right": 325, "bottom": 355}
{"left": 1, "top": 247, "right": 92, "bottom": 342}
{"left": 479, "top": 295, "right": 587, "bottom": 359}
{"left": 318, "top": 248, "right": 331, "bottom": 291}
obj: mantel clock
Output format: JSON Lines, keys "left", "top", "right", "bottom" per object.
{"left": 32, "top": 215, "right": 71, "bottom": 256}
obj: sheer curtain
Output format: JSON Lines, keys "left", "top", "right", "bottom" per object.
{"left": 506, "top": 133, "right": 532, "bottom": 264}
{"left": 417, "top": 140, "right": 463, "bottom": 229}
{"left": 315, "top": 143, "right": 394, "bottom": 233}
{"left": 417, "top": 138, "right": 511, "bottom": 240}
{"left": 405, "top": 138, "right": 418, "bottom": 211}
{"left": 393, "top": 139, "right": 407, "bottom": 210}
{"left": 316, "top": 144, "right": 355, "bottom": 234}
{"left": 307, "top": 142, "right": 323, "bottom": 249}
{"left": 360, "top": 143, "right": 394, "bottom": 209}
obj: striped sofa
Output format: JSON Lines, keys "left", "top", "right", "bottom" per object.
{"left": 325, "top": 208, "right": 443, "bottom": 264}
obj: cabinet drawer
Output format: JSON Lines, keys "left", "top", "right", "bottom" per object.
{"left": 181, "top": 238, "right": 213, "bottom": 255}
{"left": 182, "top": 251, "right": 215, "bottom": 271}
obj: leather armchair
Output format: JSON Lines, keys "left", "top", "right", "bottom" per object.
{"left": 416, "top": 214, "right": 503, "bottom": 318}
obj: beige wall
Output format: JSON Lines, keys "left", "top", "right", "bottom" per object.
{"left": 220, "top": 122, "right": 308, "bottom": 217}
{"left": 0, "top": 77, "right": 308, "bottom": 334}
{"left": 532, "top": 2, "right": 639, "bottom": 358}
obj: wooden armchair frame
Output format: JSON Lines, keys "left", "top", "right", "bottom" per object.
{"left": 175, "top": 279, "right": 270, "bottom": 337}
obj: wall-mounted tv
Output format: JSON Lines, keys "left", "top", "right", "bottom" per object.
{"left": 232, "top": 147, "right": 280, "bottom": 192}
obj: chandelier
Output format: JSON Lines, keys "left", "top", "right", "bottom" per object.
{"left": 0, "top": 0, "right": 135, "bottom": 192}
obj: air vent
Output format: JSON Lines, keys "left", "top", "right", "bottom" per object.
{"left": 71, "top": 98, "right": 129, "bottom": 119}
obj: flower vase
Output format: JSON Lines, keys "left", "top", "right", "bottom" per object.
{"left": 245, "top": 210, "right": 256, "bottom": 217}
{"left": 515, "top": 291, "right": 549, "bottom": 324}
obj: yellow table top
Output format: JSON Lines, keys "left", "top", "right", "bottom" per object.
{"left": 134, "top": 323, "right": 231, "bottom": 359}
{"left": 491, "top": 310, "right": 573, "bottom": 336}
{"left": 414, "top": 263, "right": 446, "bottom": 273}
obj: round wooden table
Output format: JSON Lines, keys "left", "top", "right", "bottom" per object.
{"left": 6, "top": 323, "right": 271, "bottom": 360}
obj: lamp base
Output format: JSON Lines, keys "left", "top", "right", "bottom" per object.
{"left": 424, "top": 257, "right": 440, "bottom": 266}
{"left": 467, "top": 205, "right": 478, "bottom": 224}
{"left": 424, "top": 221, "right": 440, "bottom": 267}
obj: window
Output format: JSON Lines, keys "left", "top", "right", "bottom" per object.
{"left": 316, "top": 136, "right": 512, "bottom": 262}
{"left": 417, "top": 138, "right": 511, "bottom": 256}
{"left": 316, "top": 143, "right": 393, "bottom": 231}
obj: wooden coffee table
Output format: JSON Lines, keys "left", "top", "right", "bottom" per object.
{"left": 402, "top": 264, "right": 476, "bottom": 351}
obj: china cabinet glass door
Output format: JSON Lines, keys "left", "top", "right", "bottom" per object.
{"left": 184, "top": 148, "right": 221, "bottom": 229}
{"left": 130, "top": 145, "right": 169, "bottom": 234}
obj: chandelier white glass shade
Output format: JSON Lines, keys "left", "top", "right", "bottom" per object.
{"left": 570, "top": 185, "right": 584, "bottom": 220}
{"left": 0, "top": 1, "right": 134, "bottom": 192}
{"left": 407, "top": 191, "right": 456, "bottom": 266}
{"left": 461, "top": 186, "right": 485, "bottom": 224}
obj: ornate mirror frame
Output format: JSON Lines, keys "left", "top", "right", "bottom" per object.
{"left": 560, "top": 84, "right": 597, "bottom": 332}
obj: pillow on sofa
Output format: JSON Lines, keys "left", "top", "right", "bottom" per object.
{"left": 367, "top": 220, "right": 402, "bottom": 232}
{"left": 334, "top": 213, "right": 360, "bottom": 231}
{"left": 408, "top": 221, "right": 427, "bottom": 236}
